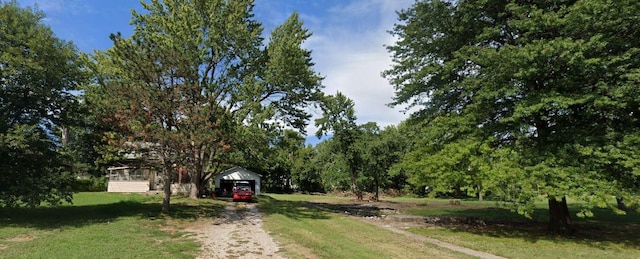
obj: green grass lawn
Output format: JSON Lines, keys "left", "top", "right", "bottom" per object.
{"left": 3, "top": 192, "right": 637, "bottom": 259}
{"left": 262, "top": 193, "right": 640, "bottom": 259}
{"left": 0, "top": 192, "right": 225, "bottom": 259}
{"left": 394, "top": 197, "right": 640, "bottom": 259}
{"left": 258, "top": 195, "right": 472, "bottom": 258}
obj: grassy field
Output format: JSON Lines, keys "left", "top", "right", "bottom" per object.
{"left": 0, "top": 192, "right": 225, "bottom": 258}
{"left": 258, "top": 194, "right": 472, "bottom": 258}
{"left": 398, "top": 197, "right": 640, "bottom": 259}
{"left": 2, "top": 192, "right": 638, "bottom": 259}
{"left": 262, "top": 193, "right": 640, "bottom": 259}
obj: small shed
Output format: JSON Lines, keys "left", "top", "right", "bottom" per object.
{"left": 214, "top": 166, "right": 261, "bottom": 195}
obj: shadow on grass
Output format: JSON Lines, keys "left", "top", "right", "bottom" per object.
{"left": 296, "top": 197, "right": 640, "bottom": 248}
{"left": 257, "top": 195, "right": 330, "bottom": 220}
{"left": 0, "top": 199, "right": 225, "bottom": 230}
{"left": 411, "top": 205, "right": 640, "bottom": 249}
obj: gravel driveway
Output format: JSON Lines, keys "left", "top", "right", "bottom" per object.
{"left": 187, "top": 202, "right": 284, "bottom": 258}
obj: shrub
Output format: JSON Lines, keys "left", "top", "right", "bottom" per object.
{"left": 71, "top": 177, "right": 107, "bottom": 192}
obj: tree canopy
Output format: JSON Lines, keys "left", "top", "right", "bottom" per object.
{"left": 0, "top": 1, "right": 87, "bottom": 207}
{"left": 384, "top": 0, "right": 640, "bottom": 231}
{"left": 316, "top": 92, "right": 363, "bottom": 199}
{"left": 88, "top": 0, "right": 323, "bottom": 211}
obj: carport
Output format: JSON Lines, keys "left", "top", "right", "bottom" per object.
{"left": 214, "top": 166, "right": 261, "bottom": 196}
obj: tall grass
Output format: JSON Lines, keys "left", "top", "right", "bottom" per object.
{"left": 0, "top": 192, "right": 225, "bottom": 259}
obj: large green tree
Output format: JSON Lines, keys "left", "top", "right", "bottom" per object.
{"left": 253, "top": 129, "right": 302, "bottom": 193}
{"left": 316, "top": 92, "right": 363, "bottom": 200}
{"left": 385, "top": 0, "right": 640, "bottom": 232}
{"left": 269, "top": 129, "right": 324, "bottom": 193}
{"left": 290, "top": 144, "right": 323, "bottom": 193}
{"left": 358, "top": 124, "right": 407, "bottom": 201}
{"left": 263, "top": 129, "right": 322, "bottom": 193}
{"left": 314, "top": 138, "right": 351, "bottom": 193}
{"left": 0, "top": 1, "right": 87, "bottom": 207}
{"left": 89, "top": 0, "right": 323, "bottom": 212}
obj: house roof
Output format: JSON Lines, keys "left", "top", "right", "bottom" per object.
{"left": 216, "top": 166, "right": 261, "bottom": 179}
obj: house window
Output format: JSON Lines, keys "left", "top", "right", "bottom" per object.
{"left": 107, "top": 167, "right": 152, "bottom": 181}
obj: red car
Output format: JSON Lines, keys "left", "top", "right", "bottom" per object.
{"left": 233, "top": 183, "right": 252, "bottom": 202}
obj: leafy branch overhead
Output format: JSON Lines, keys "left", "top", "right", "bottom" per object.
{"left": 86, "top": 0, "right": 324, "bottom": 210}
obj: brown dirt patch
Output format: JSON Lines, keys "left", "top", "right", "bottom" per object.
{"left": 4, "top": 236, "right": 34, "bottom": 242}
{"left": 304, "top": 198, "right": 543, "bottom": 232}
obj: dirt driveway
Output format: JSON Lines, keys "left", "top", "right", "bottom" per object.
{"left": 187, "top": 202, "right": 284, "bottom": 259}
{"left": 185, "top": 198, "right": 504, "bottom": 259}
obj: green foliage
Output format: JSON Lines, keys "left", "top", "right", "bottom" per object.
{"left": 88, "top": 0, "right": 324, "bottom": 202}
{"left": 358, "top": 124, "right": 408, "bottom": 200}
{"left": 0, "top": 1, "right": 86, "bottom": 207}
{"left": 316, "top": 92, "right": 364, "bottom": 198}
{"left": 265, "top": 12, "right": 325, "bottom": 132}
{"left": 261, "top": 129, "right": 324, "bottom": 193}
{"left": 57, "top": 104, "right": 111, "bottom": 177}
{"left": 313, "top": 96, "right": 412, "bottom": 197}
{"left": 290, "top": 144, "right": 324, "bottom": 192}
{"left": 70, "top": 177, "right": 107, "bottom": 192}
{"left": 0, "top": 125, "right": 74, "bottom": 207}
{"left": 316, "top": 92, "right": 359, "bottom": 146}
{"left": 0, "top": 1, "right": 86, "bottom": 131}
{"left": 315, "top": 140, "right": 351, "bottom": 192}
{"left": 385, "top": 0, "right": 640, "bottom": 218}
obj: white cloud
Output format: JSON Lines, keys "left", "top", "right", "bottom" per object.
{"left": 301, "top": 0, "right": 415, "bottom": 134}
{"left": 18, "top": 0, "right": 93, "bottom": 15}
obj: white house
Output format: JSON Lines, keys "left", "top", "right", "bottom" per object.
{"left": 214, "top": 166, "right": 261, "bottom": 195}
{"left": 106, "top": 142, "right": 192, "bottom": 194}
{"left": 107, "top": 166, "right": 158, "bottom": 193}
{"left": 106, "top": 166, "right": 191, "bottom": 194}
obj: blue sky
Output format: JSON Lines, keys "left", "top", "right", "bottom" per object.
{"left": 16, "top": 0, "right": 415, "bottom": 144}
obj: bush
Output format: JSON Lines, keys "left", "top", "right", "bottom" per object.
{"left": 71, "top": 177, "right": 107, "bottom": 192}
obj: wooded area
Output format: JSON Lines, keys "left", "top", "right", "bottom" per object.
{"left": 1, "top": 0, "right": 639, "bottom": 232}
{"left": 383, "top": 0, "right": 640, "bottom": 232}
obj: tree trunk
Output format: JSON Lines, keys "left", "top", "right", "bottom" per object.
{"left": 616, "top": 197, "right": 629, "bottom": 212}
{"left": 162, "top": 165, "right": 172, "bottom": 213}
{"left": 478, "top": 185, "right": 483, "bottom": 202}
{"left": 350, "top": 168, "right": 362, "bottom": 200}
{"left": 61, "top": 126, "right": 69, "bottom": 146}
{"left": 149, "top": 171, "right": 156, "bottom": 190}
{"left": 189, "top": 174, "right": 201, "bottom": 199}
{"left": 374, "top": 176, "right": 379, "bottom": 201}
{"left": 189, "top": 146, "right": 202, "bottom": 199}
{"left": 548, "top": 196, "right": 573, "bottom": 233}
